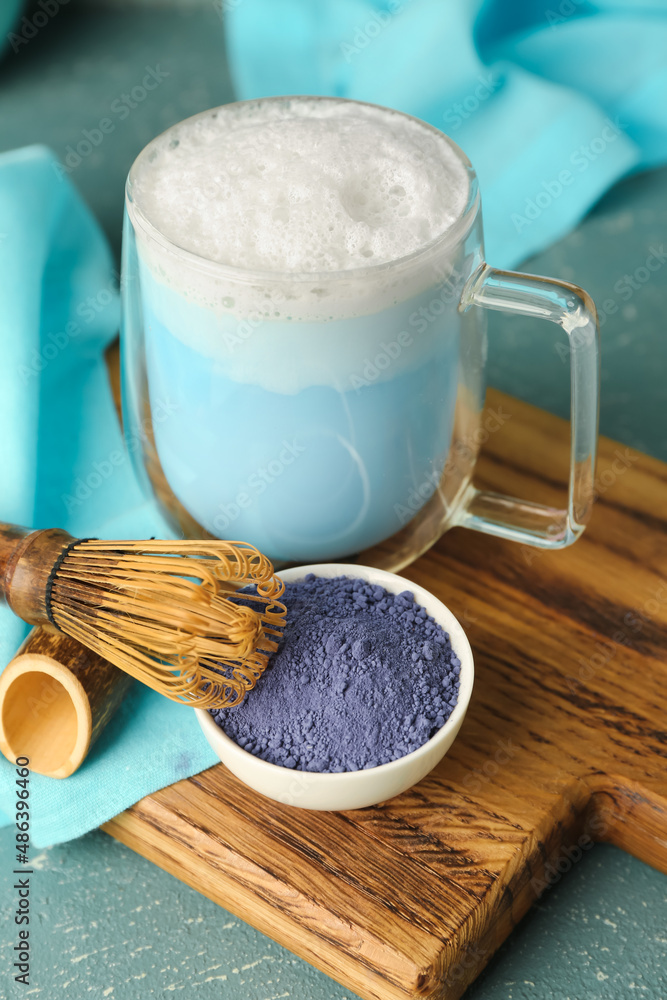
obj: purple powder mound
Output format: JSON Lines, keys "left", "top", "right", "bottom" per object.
{"left": 210, "top": 574, "right": 461, "bottom": 773}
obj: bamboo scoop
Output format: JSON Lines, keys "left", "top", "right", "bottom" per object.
{"left": 0, "top": 523, "right": 286, "bottom": 709}
{"left": 0, "top": 627, "right": 133, "bottom": 778}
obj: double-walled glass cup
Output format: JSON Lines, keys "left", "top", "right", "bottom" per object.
{"left": 121, "top": 97, "right": 599, "bottom": 572}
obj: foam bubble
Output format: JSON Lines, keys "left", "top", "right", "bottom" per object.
{"left": 128, "top": 99, "right": 472, "bottom": 322}
{"left": 130, "top": 98, "right": 469, "bottom": 273}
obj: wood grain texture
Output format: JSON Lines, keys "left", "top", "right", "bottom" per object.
{"left": 102, "top": 388, "right": 667, "bottom": 1000}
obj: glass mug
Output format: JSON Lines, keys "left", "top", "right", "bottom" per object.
{"left": 121, "top": 96, "right": 599, "bottom": 572}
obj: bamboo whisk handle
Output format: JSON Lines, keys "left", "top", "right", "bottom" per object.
{"left": 0, "top": 523, "right": 76, "bottom": 627}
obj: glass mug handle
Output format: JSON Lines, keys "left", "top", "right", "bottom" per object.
{"left": 458, "top": 263, "right": 600, "bottom": 548}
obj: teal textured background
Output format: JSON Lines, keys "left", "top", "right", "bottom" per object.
{"left": 0, "top": 3, "right": 666, "bottom": 998}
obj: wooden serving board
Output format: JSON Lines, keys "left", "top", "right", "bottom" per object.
{"left": 102, "top": 388, "right": 667, "bottom": 1000}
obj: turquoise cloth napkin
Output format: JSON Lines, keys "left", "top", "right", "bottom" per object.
{"left": 224, "top": 0, "right": 667, "bottom": 267}
{"left": 0, "top": 147, "right": 218, "bottom": 847}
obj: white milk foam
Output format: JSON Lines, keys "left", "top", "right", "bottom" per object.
{"left": 129, "top": 98, "right": 470, "bottom": 321}
{"left": 132, "top": 99, "right": 468, "bottom": 273}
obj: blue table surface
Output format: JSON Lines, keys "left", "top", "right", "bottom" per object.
{"left": 0, "top": 4, "right": 666, "bottom": 999}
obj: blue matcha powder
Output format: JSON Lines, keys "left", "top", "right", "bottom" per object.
{"left": 210, "top": 574, "right": 461, "bottom": 772}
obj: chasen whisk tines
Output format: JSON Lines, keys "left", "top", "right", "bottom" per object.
{"left": 0, "top": 525, "right": 286, "bottom": 709}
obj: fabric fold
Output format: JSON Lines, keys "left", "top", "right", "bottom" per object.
{"left": 0, "top": 147, "right": 218, "bottom": 847}
{"left": 224, "top": 0, "right": 665, "bottom": 267}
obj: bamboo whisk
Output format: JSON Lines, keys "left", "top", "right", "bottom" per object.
{"left": 0, "top": 524, "right": 286, "bottom": 709}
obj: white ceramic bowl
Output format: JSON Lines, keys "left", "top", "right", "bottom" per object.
{"left": 196, "top": 563, "right": 474, "bottom": 811}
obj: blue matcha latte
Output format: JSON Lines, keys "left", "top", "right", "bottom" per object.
{"left": 128, "top": 98, "right": 470, "bottom": 562}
